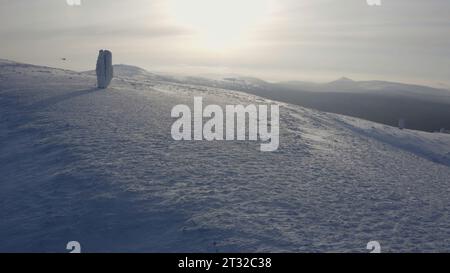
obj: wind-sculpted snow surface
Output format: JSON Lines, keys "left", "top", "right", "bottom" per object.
{"left": 0, "top": 60, "right": 449, "bottom": 252}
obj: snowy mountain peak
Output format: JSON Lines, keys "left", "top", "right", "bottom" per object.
{"left": 331, "top": 77, "right": 354, "bottom": 84}
{"left": 1, "top": 61, "right": 450, "bottom": 252}
{"left": 81, "top": 63, "right": 171, "bottom": 82}
{"left": 113, "top": 64, "right": 150, "bottom": 77}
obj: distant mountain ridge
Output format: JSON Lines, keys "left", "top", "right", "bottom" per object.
{"left": 82, "top": 62, "right": 450, "bottom": 102}
{"left": 278, "top": 77, "right": 450, "bottom": 102}
{"left": 88, "top": 63, "right": 450, "bottom": 132}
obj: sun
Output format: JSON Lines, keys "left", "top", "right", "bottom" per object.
{"left": 165, "top": 0, "right": 272, "bottom": 51}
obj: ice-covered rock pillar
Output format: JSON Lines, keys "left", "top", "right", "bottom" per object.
{"left": 96, "top": 50, "right": 113, "bottom": 89}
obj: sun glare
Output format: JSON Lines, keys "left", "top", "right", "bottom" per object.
{"left": 166, "top": 0, "right": 272, "bottom": 51}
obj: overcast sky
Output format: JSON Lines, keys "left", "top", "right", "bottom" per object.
{"left": 0, "top": 0, "right": 449, "bottom": 86}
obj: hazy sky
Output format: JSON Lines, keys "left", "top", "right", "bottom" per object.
{"left": 1, "top": 0, "right": 449, "bottom": 86}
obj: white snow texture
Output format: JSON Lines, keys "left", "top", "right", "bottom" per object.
{"left": 0, "top": 60, "right": 449, "bottom": 253}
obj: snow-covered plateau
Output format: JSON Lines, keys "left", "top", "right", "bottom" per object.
{"left": 1, "top": 60, "right": 449, "bottom": 252}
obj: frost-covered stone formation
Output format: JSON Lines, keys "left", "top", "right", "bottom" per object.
{"left": 96, "top": 50, "right": 113, "bottom": 89}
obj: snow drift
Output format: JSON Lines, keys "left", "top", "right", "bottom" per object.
{"left": 0, "top": 60, "right": 449, "bottom": 252}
